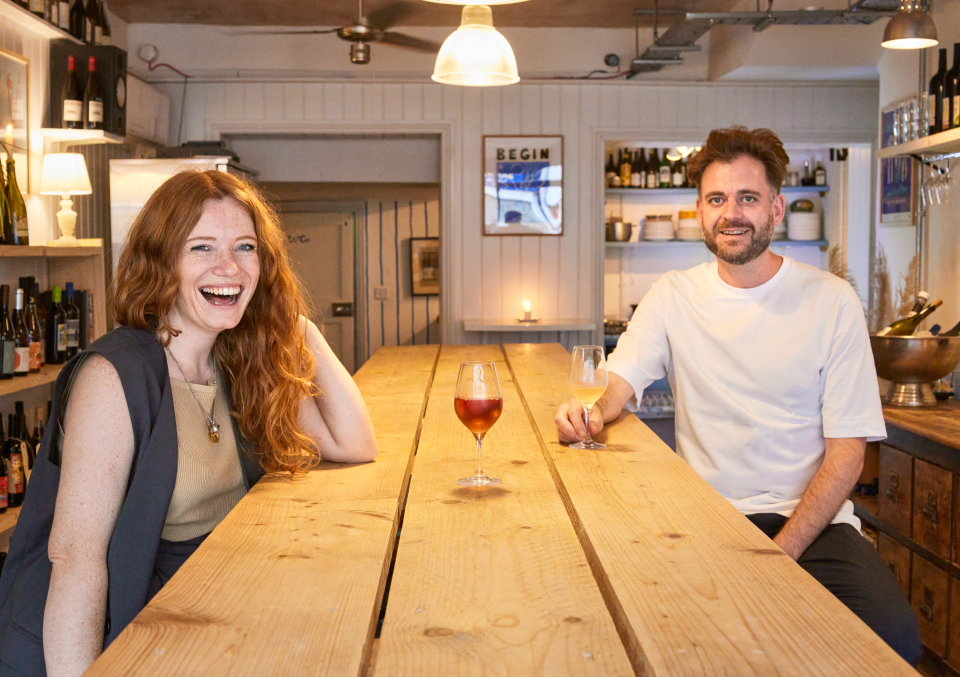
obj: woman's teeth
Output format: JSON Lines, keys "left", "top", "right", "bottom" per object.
{"left": 200, "top": 286, "right": 241, "bottom": 305}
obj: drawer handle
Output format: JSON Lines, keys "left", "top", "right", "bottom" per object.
{"left": 885, "top": 472, "right": 900, "bottom": 500}
{"left": 922, "top": 492, "right": 938, "bottom": 525}
{"left": 919, "top": 603, "right": 934, "bottom": 622}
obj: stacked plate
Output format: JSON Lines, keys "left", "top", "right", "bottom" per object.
{"left": 676, "top": 209, "right": 701, "bottom": 241}
{"left": 772, "top": 220, "right": 787, "bottom": 241}
{"left": 787, "top": 212, "right": 821, "bottom": 241}
{"left": 644, "top": 215, "right": 675, "bottom": 241}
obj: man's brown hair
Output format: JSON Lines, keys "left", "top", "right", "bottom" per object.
{"left": 686, "top": 126, "right": 790, "bottom": 194}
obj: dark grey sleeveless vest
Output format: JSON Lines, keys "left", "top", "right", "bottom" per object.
{"left": 0, "top": 326, "right": 263, "bottom": 676}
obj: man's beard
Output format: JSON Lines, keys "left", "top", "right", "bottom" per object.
{"left": 701, "top": 214, "right": 774, "bottom": 266}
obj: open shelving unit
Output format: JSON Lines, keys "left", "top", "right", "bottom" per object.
{"left": 876, "top": 127, "right": 960, "bottom": 160}
{"left": 606, "top": 239, "right": 828, "bottom": 249}
{"left": 606, "top": 185, "right": 830, "bottom": 198}
{"left": 0, "top": 0, "right": 82, "bottom": 43}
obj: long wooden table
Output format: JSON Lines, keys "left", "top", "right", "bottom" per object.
{"left": 88, "top": 344, "right": 920, "bottom": 676}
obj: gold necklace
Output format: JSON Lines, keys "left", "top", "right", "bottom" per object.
{"left": 165, "top": 347, "right": 221, "bottom": 443}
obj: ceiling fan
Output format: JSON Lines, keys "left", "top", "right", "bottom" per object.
{"left": 241, "top": 0, "right": 442, "bottom": 65}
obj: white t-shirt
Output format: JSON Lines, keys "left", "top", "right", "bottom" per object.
{"left": 607, "top": 256, "right": 886, "bottom": 529}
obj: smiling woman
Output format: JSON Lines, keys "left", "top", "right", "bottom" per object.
{"left": 0, "top": 170, "right": 378, "bottom": 677}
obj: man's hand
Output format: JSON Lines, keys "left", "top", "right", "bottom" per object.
{"left": 555, "top": 372, "right": 635, "bottom": 444}
{"left": 555, "top": 399, "right": 603, "bottom": 443}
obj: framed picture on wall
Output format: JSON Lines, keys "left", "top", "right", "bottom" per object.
{"left": 0, "top": 47, "right": 29, "bottom": 192}
{"left": 483, "top": 135, "right": 563, "bottom": 236}
{"left": 879, "top": 99, "right": 917, "bottom": 226}
{"left": 410, "top": 237, "right": 440, "bottom": 296}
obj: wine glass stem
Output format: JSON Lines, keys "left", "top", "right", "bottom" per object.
{"left": 475, "top": 434, "right": 485, "bottom": 477}
{"left": 583, "top": 404, "right": 595, "bottom": 444}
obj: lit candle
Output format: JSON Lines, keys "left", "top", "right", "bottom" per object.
{"left": 5, "top": 125, "right": 12, "bottom": 147}
{"left": 523, "top": 300, "right": 532, "bottom": 322}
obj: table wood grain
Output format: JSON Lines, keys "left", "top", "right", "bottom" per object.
{"left": 883, "top": 400, "right": 960, "bottom": 451}
{"left": 373, "top": 344, "right": 634, "bottom": 676}
{"left": 87, "top": 345, "right": 439, "bottom": 676}
{"left": 503, "top": 342, "right": 919, "bottom": 676}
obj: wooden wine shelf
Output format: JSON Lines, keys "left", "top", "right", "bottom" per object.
{"left": 0, "top": 0, "right": 81, "bottom": 43}
{"left": 876, "top": 126, "right": 960, "bottom": 160}
{"left": 606, "top": 186, "right": 829, "bottom": 197}
{"left": 0, "top": 242, "right": 102, "bottom": 257}
{"left": 39, "top": 129, "right": 123, "bottom": 148}
{"left": 0, "top": 364, "right": 64, "bottom": 398}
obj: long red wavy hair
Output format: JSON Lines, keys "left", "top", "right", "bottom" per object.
{"left": 111, "top": 170, "right": 319, "bottom": 474}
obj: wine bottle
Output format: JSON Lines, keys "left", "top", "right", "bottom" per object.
{"left": 32, "top": 405, "right": 45, "bottom": 448}
{"left": 22, "top": 281, "right": 42, "bottom": 373}
{"left": 84, "top": 56, "right": 103, "bottom": 130}
{"left": 28, "top": 0, "right": 44, "bottom": 18}
{"left": 605, "top": 152, "right": 617, "bottom": 188}
{"left": 815, "top": 160, "right": 827, "bottom": 187}
{"left": 64, "top": 282, "right": 80, "bottom": 359}
{"left": 646, "top": 149, "right": 658, "bottom": 189}
{"left": 47, "top": 285, "right": 67, "bottom": 364}
{"left": 14, "top": 401, "right": 33, "bottom": 480}
{"left": 0, "top": 285, "right": 13, "bottom": 380}
{"left": 100, "top": 0, "right": 111, "bottom": 45}
{"left": 12, "top": 289, "right": 29, "bottom": 376}
{"left": 61, "top": 55, "right": 83, "bottom": 129}
{"left": 630, "top": 149, "right": 642, "bottom": 187}
{"left": 637, "top": 148, "right": 647, "bottom": 189}
{"left": 658, "top": 148, "right": 671, "bottom": 188}
{"left": 671, "top": 157, "right": 684, "bottom": 188}
{"left": 879, "top": 299, "right": 943, "bottom": 336}
{"left": 69, "top": 0, "right": 87, "bottom": 42}
{"left": 940, "top": 318, "right": 960, "bottom": 337}
{"left": 929, "top": 48, "right": 948, "bottom": 136}
{"left": 0, "top": 163, "right": 14, "bottom": 247}
{"left": 3, "top": 416, "right": 24, "bottom": 507}
{"left": 875, "top": 292, "right": 930, "bottom": 336}
{"left": 7, "top": 158, "right": 27, "bottom": 247}
{"left": 86, "top": 0, "right": 101, "bottom": 44}
{"left": 946, "top": 43, "right": 960, "bottom": 131}
{"left": 618, "top": 149, "right": 631, "bottom": 188}
{"left": 57, "top": 0, "right": 69, "bottom": 30}
{"left": 0, "top": 423, "right": 7, "bottom": 514}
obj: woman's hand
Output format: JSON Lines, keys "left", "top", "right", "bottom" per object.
{"left": 45, "top": 355, "right": 135, "bottom": 677}
{"left": 297, "top": 318, "right": 378, "bottom": 463}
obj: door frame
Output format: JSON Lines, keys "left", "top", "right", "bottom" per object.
{"left": 277, "top": 199, "right": 367, "bottom": 370}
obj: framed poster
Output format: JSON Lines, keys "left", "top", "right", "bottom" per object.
{"left": 0, "top": 47, "right": 28, "bottom": 191}
{"left": 410, "top": 237, "right": 439, "bottom": 296}
{"left": 483, "top": 135, "right": 563, "bottom": 236}
{"left": 879, "top": 99, "right": 917, "bottom": 226}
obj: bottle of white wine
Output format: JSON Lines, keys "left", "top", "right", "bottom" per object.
{"left": 878, "top": 299, "right": 943, "bottom": 337}
{"left": 940, "top": 319, "right": 960, "bottom": 337}
{"left": 876, "top": 292, "right": 929, "bottom": 336}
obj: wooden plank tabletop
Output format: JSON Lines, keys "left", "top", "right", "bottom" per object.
{"left": 883, "top": 400, "right": 960, "bottom": 451}
{"left": 503, "top": 342, "right": 919, "bottom": 676}
{"left": 87, "top": 345, "right": 439, "bottom": 676}
{"left": 373, "top": 344, "right": 634, "bottom": 676}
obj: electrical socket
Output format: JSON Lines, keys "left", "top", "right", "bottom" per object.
{"left": 373, "top": 286, "right": 389, "bottom": 300}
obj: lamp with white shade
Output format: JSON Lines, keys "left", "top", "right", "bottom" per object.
{"left": 40, "top": 153, "right": 92, "bottom": 246}
{"left": 432, "top": 5, "right": 519, "bottom": 87}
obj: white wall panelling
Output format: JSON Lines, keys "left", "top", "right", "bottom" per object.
{"left": 156, "top": 79, "right": 879, "bottom": 350}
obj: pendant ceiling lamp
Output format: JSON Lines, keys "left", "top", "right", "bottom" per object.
{"left": 432, "top": 5, "right": 520, "bottom": 86}
{"left": 882, "top": 0, "right": 938, "bottom": 49}
{"left": 423, "top": 0, "right": 526, "bottom": 3}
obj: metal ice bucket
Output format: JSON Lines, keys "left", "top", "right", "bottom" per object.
{"left": 870, "top": 335, "right": 960, "bottom": 407}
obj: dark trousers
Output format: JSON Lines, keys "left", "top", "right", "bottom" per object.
{"left": 747, "top": 513, "right": 922, "bottom": 666}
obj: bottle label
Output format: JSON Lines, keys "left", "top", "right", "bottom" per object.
{"left": 2, "top": 338, "right": 14, "bottom": 374}
{"left": 56, "top": 322, "right": 67, "bottom": 352}
{"left": 51, "top": 3, "right": 58, "bottom": 24}
{"left": 88, "top": 100, "right": 103, "bottom": 123}
{"left": 66, "top": 319, "right": 80, "bottom": 348}
{"left": 14, "top": 346, "right": 29, "bottom": 373}
{"left": 9, "top": 453, "right": 23, "bottom": 494}
{"left": 63, "top": 100, "right": 82, "bottom": 122}
{"left": 630, "top": 173, "right": 642, "bottom": 187}
{"left": 672, "top": 171, "right": 683, "bottom": 187}
{"left": 28, "top": 342, "right": 41, "bottom": 370}
{"left": 646, "top": 173, "right": 657, "bottom": 189}
{"left": 954, "top": 95, "right": 959, "bottom": 127}
{"left": 929, "top": 94, "right": 937, "bottom": 128}
{"left": 659, "top": 166, "right": 671, "bottom": 185}
{"left": 58, "top": 1, "right": 69, "bottom": 29}
{"left": 94, "top": 26, "right": 103, "bottom": 44}
{"left": 0, "top": 476, "right": 7, "bottom": 508}
{"left": 14, "top": 215, "right": 27, "bottom": 239}
{"left": 28, "top": 0, "right": 42, "bottom": 11}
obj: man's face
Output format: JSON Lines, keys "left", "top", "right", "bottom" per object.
{"left": 696, "top": 155, "right": 785, "bottom": 266}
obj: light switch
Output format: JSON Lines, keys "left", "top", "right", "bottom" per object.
{"left": 373, "top": 286, "right": 389, "bottom": 300}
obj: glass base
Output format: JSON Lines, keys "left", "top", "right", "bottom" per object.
{"left": 457, "top": 474, "right": 502, "bottom": 487}
{"left": 569, "top": 440, "right": 606, "bottom": 449}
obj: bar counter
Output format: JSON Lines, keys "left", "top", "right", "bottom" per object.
{"left": 87, "top": 344, "right": 918, "bottom": 676}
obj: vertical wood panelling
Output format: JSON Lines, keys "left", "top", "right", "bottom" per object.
{"left": 187, "top": 80, "right": 878, "bottom": 354}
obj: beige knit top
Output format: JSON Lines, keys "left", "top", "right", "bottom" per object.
{"left": 161, "top": 377, "right": 246, "bottom": 542}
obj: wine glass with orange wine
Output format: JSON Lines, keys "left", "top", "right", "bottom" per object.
{"left": 455, "top": 361, "right": 503, "bottom": 486}
{"left": 568, "top": 345, "right": 608, "bottom": 449}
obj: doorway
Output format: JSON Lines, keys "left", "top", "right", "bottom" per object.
{"left": 279, "top": 203, "right": 360, "bottom": 374}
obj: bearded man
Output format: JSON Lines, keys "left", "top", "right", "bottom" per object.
{"left": 556, "top": 126, "right": 921, "bottom": 664}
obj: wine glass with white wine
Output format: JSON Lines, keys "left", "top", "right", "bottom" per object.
{"left": 567, "top": 345, "right": 608, "bottom": 450}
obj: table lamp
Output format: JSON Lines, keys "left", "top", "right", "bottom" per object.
{"left": 39, "top": 153, "right": 92, "bottom": 246}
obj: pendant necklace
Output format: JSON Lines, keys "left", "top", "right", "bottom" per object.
{"left": 166, "top": 347, "right": 221, "bottom": 443}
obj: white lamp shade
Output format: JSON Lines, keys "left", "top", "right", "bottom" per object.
{"left": 423, "top": 0, "right": 527, "bottom": 4}
{"left": 432, "top": 6, "right": 519, "bottom": 87}
{"left": 39, "top": 153, "right": 93, "bottom": 195}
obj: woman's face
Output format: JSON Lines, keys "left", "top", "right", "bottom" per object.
{"left": 168, "top": 198, "right": 260, "bottom": 340}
